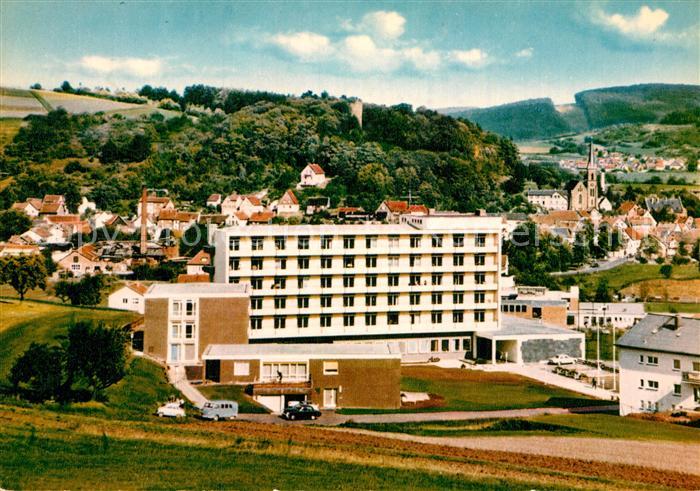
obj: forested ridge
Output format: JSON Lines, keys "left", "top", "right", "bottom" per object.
{"left": 0, "top": 86, "right": 528, "bottom": 214}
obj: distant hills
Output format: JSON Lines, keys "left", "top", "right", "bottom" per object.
{"left": 441, "top": 84, "right": 700, "bottom": 141}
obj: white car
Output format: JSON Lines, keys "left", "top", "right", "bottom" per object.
{"left": 548, "top": 354, "right": 576, "bottom": 366}
{"left": 156, "top": 401, "right": 186, "bottom": 418}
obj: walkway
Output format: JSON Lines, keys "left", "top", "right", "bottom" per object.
{"left": 235, "top": 404, "right": 618, "bottom": 426}
{"left": 166, "top": 365, "right": 208, "bottom": 408}
{"left": 551, "top": 257, "right": 630, "bottom": 276}
{"left": 335, "top": 431, "right": 700, "bottom": 476}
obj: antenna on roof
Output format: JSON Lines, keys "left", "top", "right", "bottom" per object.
{"left": 401, "top": 188, "right": 420, "bottom": 205}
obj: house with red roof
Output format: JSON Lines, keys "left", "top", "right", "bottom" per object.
{"left": 108, "top": 282, "right": 149, "bottom": 314}
{"left": 298, "top": 163, "right": 327, "bottom": 188}
{"left": 186, "top": 250, "right": 212, "bottom": 275}
{"left": 375, "top": 200, "right": 408, "bottom": 222}
{"left": 275, "top": 190, "right": 300, "bottom": 215}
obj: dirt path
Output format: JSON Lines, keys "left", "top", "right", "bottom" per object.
{"left": 341, "top": 430, "right": 700, "bottom": 476}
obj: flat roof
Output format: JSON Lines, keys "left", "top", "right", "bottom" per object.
{"left": 578, "top": 302, "right": 646, "bottom": 315}
{"left": 616, "top": 314, "right": 700, "bottom": 356}
{"left": 478, "top": 316, "right": 584, "bottom": 340}
{"left": 502, "top": 298, "right": 568, "bottom": 307}
{"left": 146, "top": 283, "right": 249, "bottom": 297}
{"left": 202, "top": 343, "right": 401, "bottom": 360}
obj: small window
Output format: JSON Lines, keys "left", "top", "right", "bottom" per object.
{"left": 647, "top": 356, "right": 658, "bottom": 366}
{"left": 234, "top": 362, "right": 250, "bottom": 376}
{"left": 365, "top": 313, "right": 377, "bottom": 326}
{"left": 388, "top": 312, "right": 399, "bottom": 325}
{"left": 298, "top": 236, "right": 310, "bottom": 250}
{"left": 673, "top": 384, "right": 681, "bottom": 396}
{"left": 343, "top": 314, "right": 354, "bottom": 327}
{"left": 297, "top": 315, "right": 309, "bottom": 328}
{"left": 323, "top": 361, "right": 338, "bottom": 375}
{"left": 320, "top": 314, "right": 332, "bottom": 328}
{"left": 673, "top": 359, "right": 681, "bottom": 371}
{"left": 250, "top": 317, "right": 262, "bottom": 330}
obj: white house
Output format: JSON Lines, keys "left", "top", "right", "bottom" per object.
{"left": 275, "top": 190, "right": 300, "bottom": 215}
{"left": 298, "top": 164, "right": 327, "bottom": 188}
{"left": 78, "top": 197, "right": 97, "bottom": 216}
{"left": 206, "top": 194, "right": 222, "bottom": 208}
{"left": 108, "top": 283, "right": 148, "bottom": 314}
{"left": 186, "top": 250, "right": 212, "bottom": 275}
{"left": 525, "top": 190, "right": 568, "bottom": 211}
{"left": 11, "top": 201, "right": 41, "bottom": 218}
{"left": 617, "top": 314, "right": 700, "bottom": 416}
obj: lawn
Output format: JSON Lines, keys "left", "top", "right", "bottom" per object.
{"left": 584, "top": 330, "right": 617, "bottom": 361}
{"left": 338, "top": 366, "right": 603, "bottom": 414}
{"left": 570, "top": 263, "right": 700, "bottom": 295}
{"left": 341, "top": 413, "right": 700, "bottom": 443}
{"left": 197, "top": 384, "right": 270, "bottom": 413}
{"left": 645, "top": 302, "right": 700, "bottom": 314}
{"left": 0, "top": 299, "right": 138, "bottom": 378}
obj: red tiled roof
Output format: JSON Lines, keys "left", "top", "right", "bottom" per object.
{"left": 11, "top": 202, "right": 38, "bottom": 212}
{"left": 176, "top": 212, "right": 198, "bottom": 222}
{"left": 158, "top": 209, "right": 179, "bottom": 221}
{"left": 383, "top": 200, "right": 409, "bottom": 213}
{"left": 77, "top": 244, "right": 100, "bottom": 262}
{"left": 207, "top": 194, "right": 222, "bottom": 202}
{"left": 40, "top": 202, "right": 63, "bottom": 214}
{"left": 147, "top": 196, "right": 172, "bottom": 204}
{"left": 245, "top": 195, "right": 262, "bottom": 206}
{"left": 46, "top": 214, "right": 81, "bottom": 224}
{"left": 618, "top": 201, "right": 637, "bottom": 214}
{"left": 0, "top": 243, "right": 40, "bottom": 254}
{"left": 280, "top": 190, "right": 298, "bottom": 205}
{"left": 338, "top": 207, "right": 363, "bottom": 213}
{"left": 187, "top": 250, "right": 211, "bottom": 266}
{"left": 407, "top": 204, "right": 428, "bottom": 215}
{"left": 625, "top": 227, "right": 644, "bottom": 241}
{"left": 235, "top": 211, "right": 249, "bottom": 221}
{"left": 43, "top": 194, "right": 65, "bottom": 204}
{"left": 27, "top": 198, "right": 43, "bottom": 209}
{"left": 176, "top": 274, "right": 210, "bottom": 283}
{"left": 307, "top": 163, "right": 325, "bottom": 175}
{"left": 249, "top": 211, "right": 275, "bottom": 223}
{"left": 126, "top": 282, "right": 148, "bottom": 295}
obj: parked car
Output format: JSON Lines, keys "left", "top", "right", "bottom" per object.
{"left": 548, "top": 354, "right": 576, "bottom": 365}
{"left": 282, "top": 403, "right": 322, "bottom": 421}
{"left": 200, "top": 400, "right": 239, "bottom": 421}
{"left": 156, "top": 400, "right": 186, "bottom": 418}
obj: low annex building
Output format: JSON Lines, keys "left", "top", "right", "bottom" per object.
{"left": 202, "top": 343, "right": 401, "bottom": 412}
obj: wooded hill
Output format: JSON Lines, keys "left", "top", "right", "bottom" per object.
{"left": 442, "top": 84, "right": 700, "bottom": 140}
{"left": 0, "top": 87, "right": 528, "bottom": 215}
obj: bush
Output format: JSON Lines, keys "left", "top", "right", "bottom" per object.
{"left": 660, "top": 264, "right": 673, "bottom": 278}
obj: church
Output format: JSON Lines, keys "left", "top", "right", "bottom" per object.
{"left": 567, "top": 144, "right": 606, "bottom": 211}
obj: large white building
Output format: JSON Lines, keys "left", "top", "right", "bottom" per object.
{"left": 617, "top": 314, "right": 700, "bottom": 416}
{"left": 576, "top": 302, "right": 646, "bottom": 330}
{"left": 213, "top": 213, "right": 503, "bottom": 358}
{"left": 525, "top": 190, "right": 568, "bottom": 211}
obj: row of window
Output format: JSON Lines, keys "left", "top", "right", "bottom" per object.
{"left": 240, "top": 272, "right": 490, "bottom": 290}
{"left": 250, "top": 310, "right": 487, "bottom": 330}
{"left": 252, "top": 291, "right": 489, "bottom": 310}
{"left": 638, "top": 355, "right": 700, "bottom": 372}
{"left": 232, "top": 253, "right": 487, "bottom": 270}
{"left": 501, "top": 304, "right": 528, "bottom": 313}
{"left": 171, "top": 300, "right": 197, "bottom": 317}
{"left": 639, "top": 380, "right": 682, "bottom": 396}
{"left": 230, "top": 233, "right": 489, "bottom": 251}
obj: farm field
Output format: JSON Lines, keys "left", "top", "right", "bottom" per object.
{"left": 338, "top": 365, "right": 604, "bottom": 414}
{"left": 622, "top": 278, "right": 700, "bottom": 303}
{"left": 34, "top": 89, "right": 143, "bottom": 113}
{"left": 341, "top": 412, "right": 700, "bottom": 442}
{"left": 0, "top": 87, "right": 47, "bottom": 118}
{"left": 645, "top": 301, "right": 700, "bottom": 314}
{"left": 1, "top": 403, "right": 698, "bottom": 490}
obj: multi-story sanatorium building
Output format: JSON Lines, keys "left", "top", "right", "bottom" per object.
{"left": 213, "top": 214, "right": 503, "bottom": 358}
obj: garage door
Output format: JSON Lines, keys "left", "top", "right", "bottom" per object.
{"left": 256, "top": 395, "right": 283, "bottom": 413}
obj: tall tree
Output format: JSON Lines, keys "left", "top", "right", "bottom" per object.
{"left": 0, "top": 209, "right": 32, "bottom": 241}
{"left": 0, "top": 254, "right": 48, "bottom": 300}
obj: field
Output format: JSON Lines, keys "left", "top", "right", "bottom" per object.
{"left": 569, "top": 263, "right": 700, "bottom": 296}
{"left": 645, "top": 301, "right": 700, "bottom": 314}
{"left": 622, "top": 278, "right": 700, "bottom": 303}
{"left": 341, "top": 412, "right": 700, "bottom": 442}
{"left": 0, "top": 118, "right": 23, "bottom": 151}
{"left": 34, "top": 89, "right": 143, "bottom": 114}
{"left": 0, "top": 88, "right": 47, "bottom": 118}
{"left": 339, "top": 366, "right": 603, "bottom": 414}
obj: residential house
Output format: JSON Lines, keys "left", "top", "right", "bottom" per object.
{"left": 0, "top": 243, "right": 40, "bottom": 256}
{"left": 275, "top": 190, "right": 300, "bottom": 216}
{"left": 206, "top": 194, "right": 222, "bottom": 208}
{"left": 56, "top": 244, "right": 105, "bottom": 277}
{"left": 617, "top": 314, "right": 700, "bottom": 416}
{"left": 298, "top": 163, "right": 327, "bottom": 188}
{"left": 576, "top": 302, "right": 646, "bottom": 329}
{"left": 176, "top": 273, "right": 211, "bottom": 283}
{"left": 11, "top": 200, "right": 41, "bottom": 218}
{"left": 108, "top": 282, "right": 148, "bottom": 314}
{"left": 375, "top": 200, "right": 408, "bottom": 222}
{"left": 247, "top": 211, "right": 275, "bottom": 225}
{"left": 186, "top": 250, "right": 211, "bottom": 275}
{"left": 525, "top": 190, "right": 568, "bottom": 211}
{"left": 645, "top": 195, "right": 686, "bottom": 218}
{"left": 144, "top": 196, "right": 175, "bottom": 219}
{"left": 305, "top": 196, "right": 330, "bottom": 215}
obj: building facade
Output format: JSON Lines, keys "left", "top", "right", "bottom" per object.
{"left": 576, "top": 302, "right": 646, "bottom": 330}
{"left": 617, "top": 314, "right": 700, "bottom": 416}
{"left": 202, "top": 343, "right": 401, "bottom": 411}
{"left": 141, "top": 283, "right": 251, "bottom": 371}
{"left": 213, "top": 214, "right": 503, "bottom": 358}
{"left": 525, "top": 190, "right": 568, "bottom": 211}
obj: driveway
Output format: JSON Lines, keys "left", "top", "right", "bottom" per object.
{"left": 551, "top": 257, "right": 630, "bottom": 276}
{"left": 235, "top": 404, "right": 618, "bottom": 426}
{"left": 506, "top": 363, "right": 617, "bottom": 400}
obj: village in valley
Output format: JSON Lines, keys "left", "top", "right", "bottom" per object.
{"left": 1, "top": 2, "right": 699, "bottom": 490}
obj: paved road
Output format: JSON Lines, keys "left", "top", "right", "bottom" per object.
{"left": 551, "top": 257, "right": 630, "bottom": 276}
{"left": 236, "top": 405, "right": 618, "bottom": 426}
{"left": 506, "top": 363, "right": 617, "bottom": 400}
{"left": 338, "top": 431, "right": 700, "bottom": 476}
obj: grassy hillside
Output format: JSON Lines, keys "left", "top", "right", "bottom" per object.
{"left": 450, "top": 98, "right": 571, "bottom": 140}
{"left": 575, "top": 84, "right": 700, "bottom": 129}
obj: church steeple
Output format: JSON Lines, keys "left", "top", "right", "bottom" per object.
{"left": 586, "top": 143, "right": 598, "bottom": 209}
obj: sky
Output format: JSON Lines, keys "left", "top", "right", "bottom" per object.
{"left": 1, "top": 1, "right": 698, "bottom": 108}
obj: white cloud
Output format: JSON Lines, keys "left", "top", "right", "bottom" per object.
{"left": 401, "top": 47, "right": 442, "bottom": 71}
{"left": 270, "top": 31, "right": 334, "bottom": 61}
{"left": 359, "top": 11, "right": 406, "bottom": 40}
{"left": 450, "top": 49, "right": 490, "bottom": 69}
{"left": 80, "top": 55, "right": 163, "bottom": 77}
{"left": 595, "top": 5, "right": 668, "bottom": 36}
{"left": 340, "top": 35, "right": 402, "bottom": 72}
{"left": 515, "top": 47, "right": 534, "bottom": 59}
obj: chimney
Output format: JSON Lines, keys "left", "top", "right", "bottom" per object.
{"left": 140, "top": 187, "right": 148, "bottom": 255}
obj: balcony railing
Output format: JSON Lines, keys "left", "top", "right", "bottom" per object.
{"left": 682, "top": 371, "right": 700, "bottom": 384}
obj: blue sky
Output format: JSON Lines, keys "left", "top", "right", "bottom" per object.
{"left": 1, "top": 1, "right": 698, "bottom": 108}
